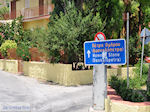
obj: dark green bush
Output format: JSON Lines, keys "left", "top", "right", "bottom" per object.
{"left": 109, "top": 75, "right": 149, "bottom": 102}
{"left": 47, "top": 3, "right": 104, "bottom": 63}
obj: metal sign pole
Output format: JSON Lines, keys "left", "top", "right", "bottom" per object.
{"left": 140, "top": 28, "right": 146, "bottom": 79}
{"left": 90, "top": 33, "right": 107, "bottom": 112}
{"left": 127, "top": 12, "right": 129, "bottom": 88}
{"left": 92, "top": 64, "right": 107, "bottom": 111}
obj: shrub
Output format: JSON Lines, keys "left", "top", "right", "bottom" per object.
{"left": 47, "top": 3, "right": 104, "bottom": 63}
{"left": 16, "top": 42, "right": 30, "bottom": 61}
{"left": 0, "top": 16, "right": 24, "bottom": 41}
{"left": 0, "top": 40, "right": 17, "bottom": 57}
{"left": 29, "top": 28, "right": 48, "bottom": 52}
{"left": 131, "top": 61, "right": 148, "bottom": 89}
{"left": 109, "top": 75, "right": 149, "bottom": 102}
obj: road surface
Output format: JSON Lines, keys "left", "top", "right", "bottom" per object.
{"left": 0, "top": 70, "right": 92, "bottom": 112}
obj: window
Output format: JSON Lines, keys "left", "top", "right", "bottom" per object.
{"left": 25, "top": 0, "right": 30, "bottom": 8}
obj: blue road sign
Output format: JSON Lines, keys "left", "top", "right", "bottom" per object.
{"left": 84, "top": 39, "right": 126, "bottom": 65}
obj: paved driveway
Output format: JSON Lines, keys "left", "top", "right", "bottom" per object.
{"left": 0, "top": 70, "right": 92, "bottom": 112}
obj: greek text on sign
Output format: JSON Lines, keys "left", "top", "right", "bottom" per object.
{"left": 84, "top": 39, "right": 126, "bottom": 65}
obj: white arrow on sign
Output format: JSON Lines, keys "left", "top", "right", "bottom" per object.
{"left": 87, "top": 50, "right": 91, "bottom": 58}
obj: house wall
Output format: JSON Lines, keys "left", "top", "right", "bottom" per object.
{"left": 15, "top": 0, "right": 52, "bottom": 29}
{"left": 30, "top": 0, "right": 38, "bottom": 8}
{"left": 16, "top": 0, "right": 25, "bottom": 17}
{"left": 23, "top": 18, "right": 49, "bottom": 29}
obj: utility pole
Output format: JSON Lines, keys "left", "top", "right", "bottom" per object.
{"left": 126, "top": 12, "right": 129, "bottom": 88}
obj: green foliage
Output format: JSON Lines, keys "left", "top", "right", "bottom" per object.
{"left": 0, "top": 16, "right": 33, "bottom": 49}
{"left": 127, "top": 61, "right": 148, "bottom": 90}
{"left": 109, "top": 75, "right": 148, "bottom": 102}
{"left": 83, "top": 0, "right": 124, "bottom": 38}
{"left": 48, "top": 3, "right": 104, "bottom": 63}
{"left": 129, "top": 35, "right": 141, "bottom": 65}
{"left": 143, "top": 7, "right": 150, "bottom": 26}
{"left": 0, "top": 16, "right": 24, "bottom": 42}
{"left": 133, "top": 60, "right": 150, "bottom": 99}
{"left": 129, "top": 34, "right": 150, "bottom": 65}
{"left": 0, "top": 40, "right": 17, "bottom": 57}
{"left": 51, "top": 0, "right": 84, "bottom": 16}
{"left": 16, "top": 42, "right": 31, "bottom": 61}
{"left": 0, "top": 6, "right": 9, "bottom": 20}
{"left": 51, "top": 0, "right": 65, "bottom": 16}
{"left": 30, "top": 28, "right": 48, "bottom": 53}
{"left": 134, "top": 60, "right": 149, "bottom": 76}
{"left": 51, "top": 0, "right": 124, "bottom": 39}
{"left": 131, "top": 1, "right": 140, "bottom": 16}
{"left": 147, "top": 81, "right": 150, "bottom": 96}
{"left": 95, "top": 0, "right": 125, "bottom": 38}
{"left": 0, "top": 33, "right": 4, "bottom": 46}
{"left": 136, "top": 0, "right": 150, "bottom": 25}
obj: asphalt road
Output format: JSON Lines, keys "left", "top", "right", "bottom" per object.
{"left": 0, "top": 70, "right": 92, "bottom": 112}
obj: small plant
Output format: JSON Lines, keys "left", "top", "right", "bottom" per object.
{"left": 16, "top": 42, "right": 31, "bottom": 61}
{"left": 0, "top": 40, "right": 17, "bottom": 57}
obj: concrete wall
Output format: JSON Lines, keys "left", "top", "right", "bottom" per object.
{"left": 0, "top": 59, "right": 136, "bottom": 86}
{"left": 105, "top": 86, "right": 150, "bottom": 112}
{"left": 0, "top": 59, "right": 18, "bottom": 73}
{"left": 0, "top": 59, "right": 5, "bottom": 70}
{"left": 23, "top": 61, "right": 93, "bottom": 86}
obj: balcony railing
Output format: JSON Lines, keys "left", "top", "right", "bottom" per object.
{"left": 20, "top": 4, "right": 53, "bottom": 19}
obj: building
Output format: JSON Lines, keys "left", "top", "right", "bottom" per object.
{"left": 10, "top": 0, "right": 54, "bottom": 29}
